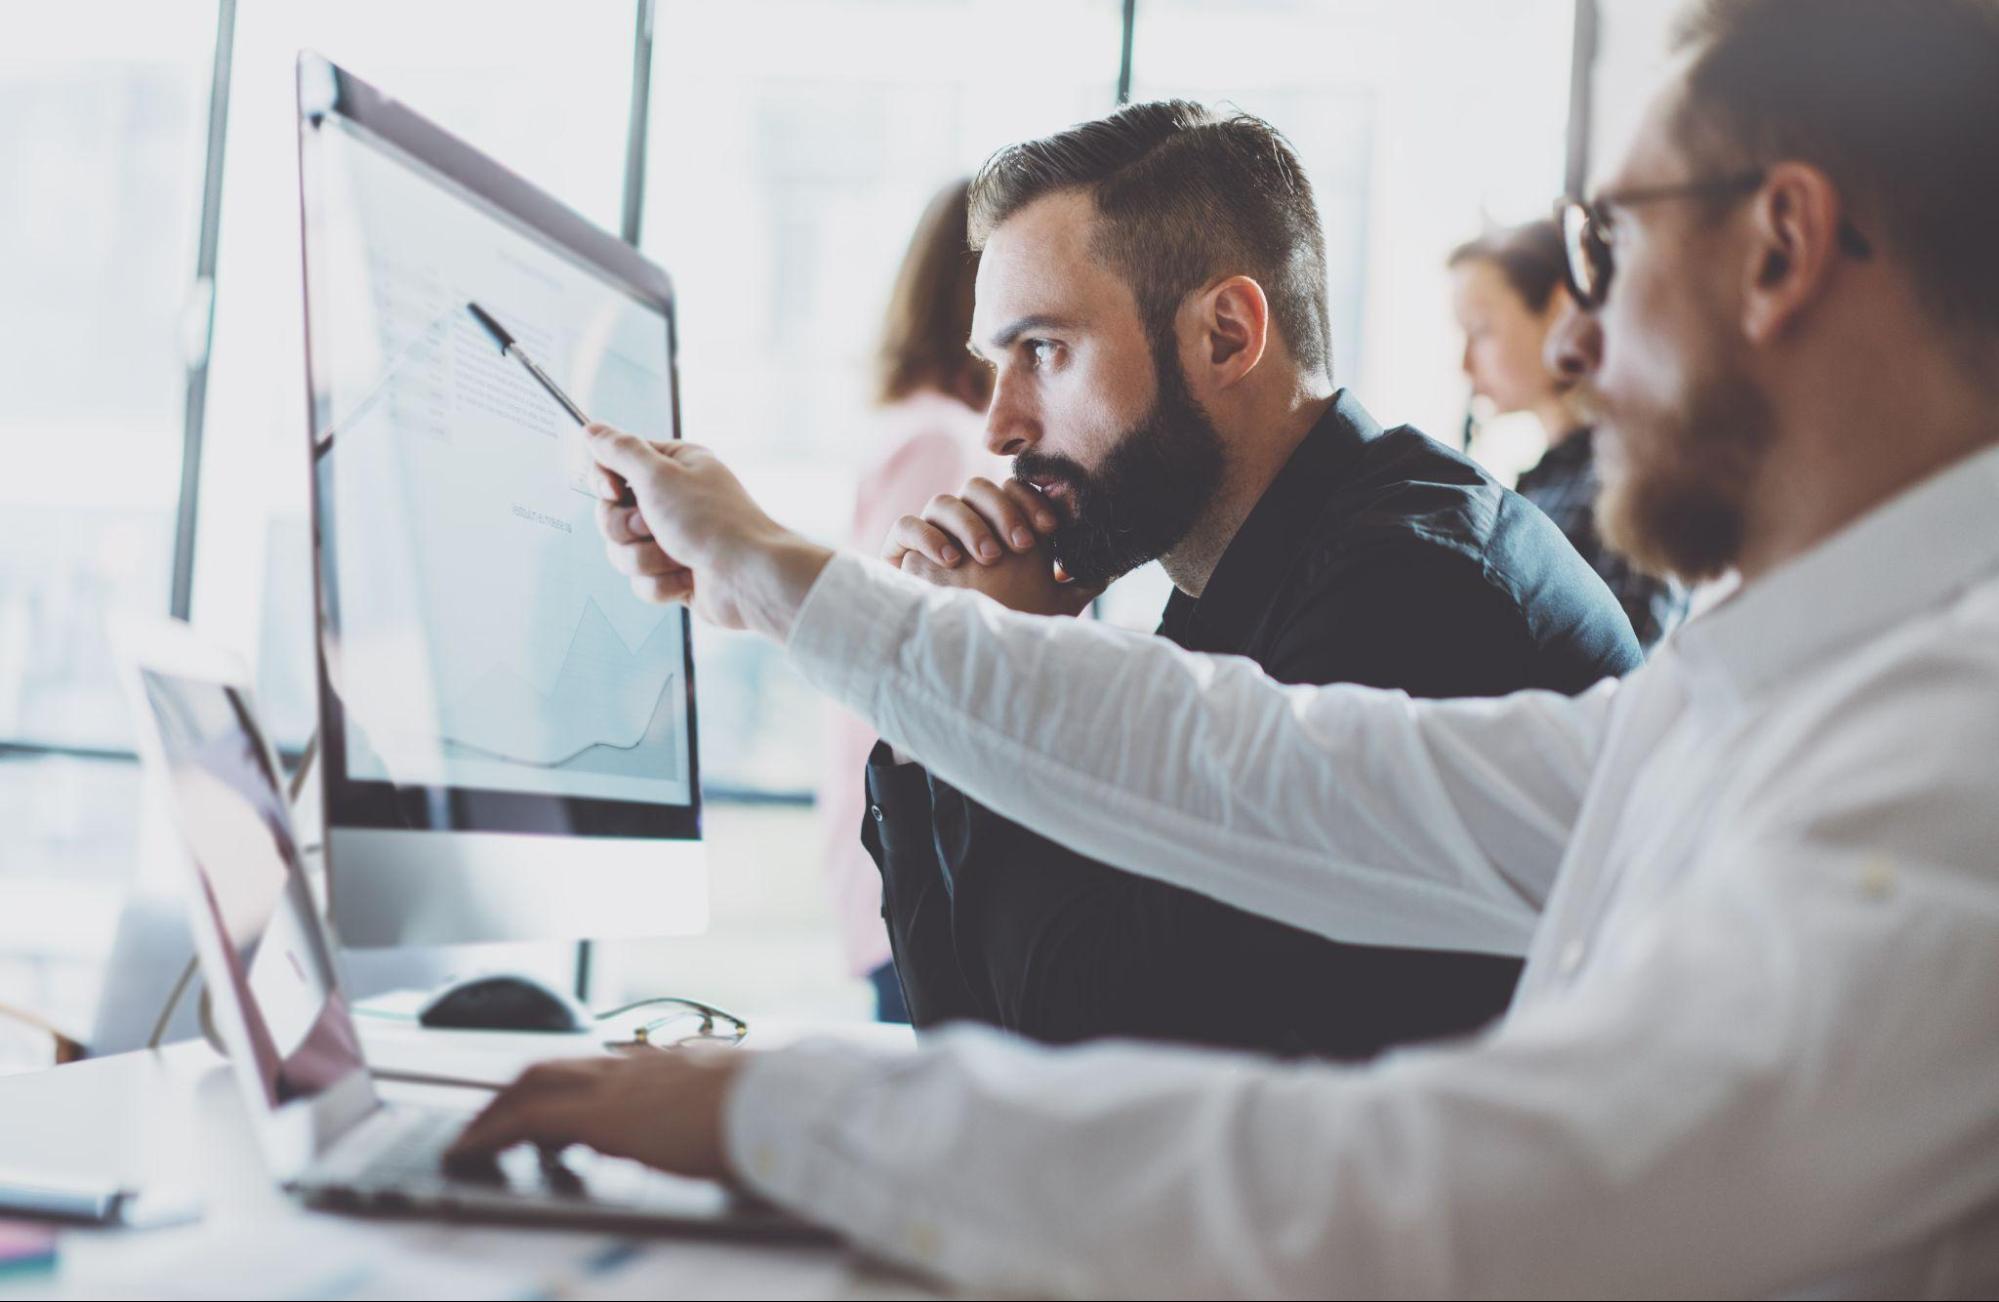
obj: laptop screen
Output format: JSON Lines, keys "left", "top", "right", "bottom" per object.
{"left": 138, "top": 669, "right": 365, "bottom": 1111}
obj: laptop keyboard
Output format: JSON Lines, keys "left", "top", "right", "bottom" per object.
{"left": 350, "top": 1108, "right": 480, "bottom": 1189}
{"left": 306, "top": 1103, "right": 738, "bottom": 1221}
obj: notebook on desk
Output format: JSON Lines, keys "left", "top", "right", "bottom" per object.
{"left": 115, "top": 616, "right": 828, "bottom": 1243}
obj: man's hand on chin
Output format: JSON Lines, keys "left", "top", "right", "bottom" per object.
{"left": 882, "top": 476, "right": 1101, "bottom": 617}
{"left": 584, "top": 423, "right": 831, "bottom": 640}
{"left": 444, "top": 1048, "right": 751, "bottom": 1183}
{"left": 898, "top": 542, "right": 1097, "bottom": 617}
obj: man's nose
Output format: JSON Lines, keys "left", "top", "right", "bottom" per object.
{"left": 984, "top": 373, "right": 1037, "bottom": 457}
{"left": 1544, "top": 299, "right": 1602, "bottom": 384}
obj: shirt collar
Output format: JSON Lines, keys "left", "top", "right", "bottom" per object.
{"left": 1671, "top": 441, "right": 1999, "bottom": 704}
{"left": 1161, "top": 389, "right": 1381, "bottom": 652}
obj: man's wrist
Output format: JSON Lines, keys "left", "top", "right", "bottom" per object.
{"left": 717, "top": 530, "right": 834, "bottom": 642}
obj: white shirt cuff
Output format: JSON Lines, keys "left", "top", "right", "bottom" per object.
{"left": 723, "top": 1039, "right": 923, "bottom": 1253}
{"left": 785, "top": 550, "right": 923, "bottom": 720}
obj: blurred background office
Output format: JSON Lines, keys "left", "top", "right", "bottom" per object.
{"left": 0, "top": 0, "right": 1687, "bottom": 1067}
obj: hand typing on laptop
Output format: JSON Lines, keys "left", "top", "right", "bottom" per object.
{"left": 445, "top": 1047, "right": 746, "bottom": 1183}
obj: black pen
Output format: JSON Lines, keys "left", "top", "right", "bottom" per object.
{"left": 466, "top": 301, "right": 633, "bottom": 504}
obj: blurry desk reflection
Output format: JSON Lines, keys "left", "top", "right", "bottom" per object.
{"left": 2, "top": 1020, "right": 934, "bottom": 1300}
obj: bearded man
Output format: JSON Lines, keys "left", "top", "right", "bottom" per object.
{"left": 859, "top": 101, "right": 1641, "bottom": 1058}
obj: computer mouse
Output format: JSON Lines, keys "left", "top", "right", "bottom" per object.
{"left": 415, "top": 973, "right": 592, "bottom": 1033}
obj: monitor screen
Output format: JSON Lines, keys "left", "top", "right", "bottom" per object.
{"left": 138, "top": 669, "right": 365, "bottom": 1110}
{"left": 300, "top": 70, "right": 698, "bottom": 841}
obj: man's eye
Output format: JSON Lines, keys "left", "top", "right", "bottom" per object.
{"left": 1028, "top": 339, "right": 1059, "bottom": 367}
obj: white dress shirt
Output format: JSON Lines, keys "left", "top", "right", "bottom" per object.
{"left": 725, "top": 444, "right": 1999, "bottom": 1298}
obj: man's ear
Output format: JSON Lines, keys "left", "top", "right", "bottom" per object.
{"left": 1187, "top": 274, "right": 1270, "bottom": 389}
{"left": 1741, "top": 162, "right": 1848, "bottom": 346}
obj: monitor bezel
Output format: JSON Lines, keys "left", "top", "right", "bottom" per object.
{"left": 296, "top": 51, "right": 701, "bottom": 843}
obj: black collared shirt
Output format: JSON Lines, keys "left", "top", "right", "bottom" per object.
{"left": 864, "top": 391, "right": 1641, "bottom": 1058}
{"left": 1514, "top": 428, "right": 1688, "bottom": 650}
{"left": 1151, "top": 394, "right": 1640, "bottom": 691}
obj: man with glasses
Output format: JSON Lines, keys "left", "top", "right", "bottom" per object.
{"left": 453, "top": 1, "right": 1999, "bottom": 1293}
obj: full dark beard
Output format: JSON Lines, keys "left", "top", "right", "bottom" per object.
{"left": 1595, "top": 364, "right": 1774, "bottom": 584}
{"left": 1012, "top": 344, "right": 1226, "bottom": 588}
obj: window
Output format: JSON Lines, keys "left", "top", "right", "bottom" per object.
{"left": 0, "top": 4, "right": 218, "bottom": 1042}
{"left": 0, "top": 4, "right": 216, "bottom": 750}
{"left": 640, "top": 0, "right": 1124, "bottom": 792}
{"left": 190, "top": 1, "right": 640, "bottom": 750}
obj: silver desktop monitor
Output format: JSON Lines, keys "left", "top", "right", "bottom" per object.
{"left": 296, "top": 53, "right": 704, "bottom": 947}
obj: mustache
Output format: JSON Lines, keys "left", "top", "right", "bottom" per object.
{"left": 1011, "top": 451, "right": 1091, "bottom": 496}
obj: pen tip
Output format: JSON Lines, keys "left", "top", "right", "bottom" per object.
{"left": 465, "top": 301, "right": 511, "bottom": 351}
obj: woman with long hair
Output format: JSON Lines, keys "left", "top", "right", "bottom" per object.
{"left": 817, "top": 179, "right": 1000, "bottom": 1021}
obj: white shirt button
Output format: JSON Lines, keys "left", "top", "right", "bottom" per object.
{"left": 1557, "top": 938, "right": 1587, "bottom": 975}
{"left": 1860, "top": 856, "right": 1897, "bottom": 899}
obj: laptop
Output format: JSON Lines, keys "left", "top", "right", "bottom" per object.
{"left": 116, "top": 619, "right": 826, "bottom": 1241}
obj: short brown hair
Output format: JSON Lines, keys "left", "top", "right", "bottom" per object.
{"left": 969, "top": 100, "right": 1333, "bottom": 380}
{"left": 875, "top": 179, "right": 990, "bottom": 408}
{"left": 1448, "top": 220, "right": 1569, "bottom": 314}
{"left": 1672, "top": 0, "right": 1999, "bottom": 338}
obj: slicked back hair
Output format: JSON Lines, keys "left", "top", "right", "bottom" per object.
{"left": 969, "top": 100, "right": 1333, "bottom": 381}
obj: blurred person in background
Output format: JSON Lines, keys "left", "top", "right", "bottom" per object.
{"left": 816, "top": 179, "right": 1001, "bottom": 1021}
{"left": 1451, "top": 220, "right": 1688, "bottom": 648}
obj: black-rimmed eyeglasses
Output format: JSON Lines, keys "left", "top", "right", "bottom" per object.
{"left": 1557, "top": 168, "right": 1872, "bottom": 310}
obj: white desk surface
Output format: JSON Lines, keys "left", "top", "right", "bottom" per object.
{"left": 0, "top": 1019, "right": 951, "bottom": 1300}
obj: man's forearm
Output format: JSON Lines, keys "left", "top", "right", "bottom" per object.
{"left": 783, "top": 552, "right": 1601, "bottom": 954}
{"left": 717, "top": 533, "right": 835, "bottom": 642}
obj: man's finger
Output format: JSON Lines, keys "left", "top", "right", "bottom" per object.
{"left": 882, "top": 516, "right": 964, "bottom": 568}
{"left": 448, "top": 1095, "right": 590, "bottom": 1160}
{"left": 447, "top": 1062, "right": 601, "bottom": 1156}
{"left": 597, "top": 500, "right": 652, "bottom": 545}
{"left": 960, "top": 477, "right": 1039, "bottom": 552}
{"left": 1004, "top": 478, "right": 1060, "bottom": 533}
{"left": 584, "top": 422, "right": 677, "bottom": 480}
{"left": 604, "top": 537, "right": 683, "bottom": 578}
{"left": 509, "top": 1059, "right": 614, "bottom": 1093}
{"left": 898, "top": 552, "right": 945, "bottom": 583}
{"left": 633, "top": 571, "right": 694, "bottom": 605}
{"left": 922, "top": 495, "right": 1005, "bottom": 564}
